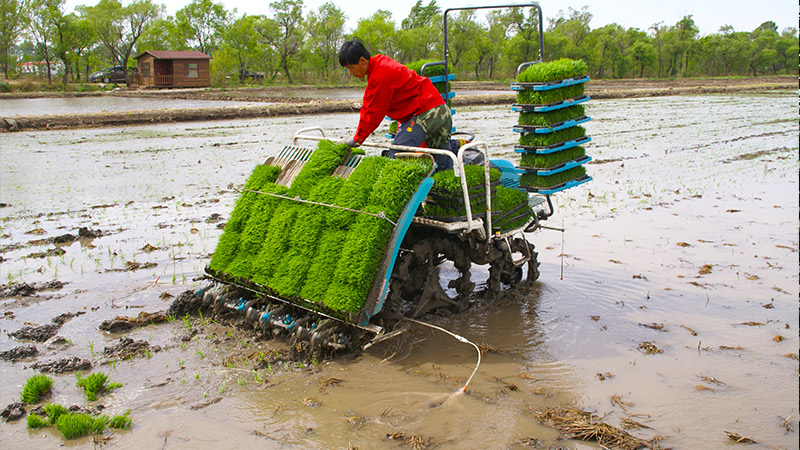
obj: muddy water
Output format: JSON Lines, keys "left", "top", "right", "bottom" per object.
{"left": 0, "top": 92, "right": 797, "bottom": 449}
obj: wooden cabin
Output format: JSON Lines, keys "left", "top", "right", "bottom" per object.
{"left": 135, "top": 50, "right": 211, "bottom": 88}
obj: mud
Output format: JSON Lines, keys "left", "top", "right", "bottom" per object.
{"left": 0, "top": 344, "right": 38, "bottom": 361}
{"left": 102, "top": 337, "right": 162, "bottom": 360}
{"left": 0, "top": 90, "right": 796, "bottom": 449}
{"left": 30, "top": 356, "right": 92, "bottom": 374}
{"left": 0, "top": 280, "right": 65, "bottom": 298}
{"left": 98, "top": 311, "right": 168, "bottom": 333}
{"left": 8, "top": 323, "right": 60, "bottom": 342}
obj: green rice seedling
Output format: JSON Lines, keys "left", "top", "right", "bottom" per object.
{"left": 520, "top": 146, "right": 586, "bottom": 169}
{"left": 222, "top": 184, "right": 287, "bottom": 278}
{"left": 248, "top": 205, "right": 299, "bottom": 285}
{"left": 429, "top": 164, "right": 501, "bottom": 197}
{"left": 327, "top": 156, "right": 388, "bottom": 230}
{"left": 287, "top": 140, "right": 349, "bottom": 198}
{"left": 76, "top": 372, "right": 122, "bottom": 401}
{"left": 27, "top": 413, "right": 49, "bottom": 429}
{"left": 44, "top": 403, "right": 69, "bottom": 424}
{"left": 108, "top": 410, "right": 132, "bottom": 429}
{"left": 516, "top": 84, "right": 584, "bottom": 105}
{"left": 519, "top": 126, "right": 586, "bottom": 148}
{"left": 54, "top": 412, "right": 107, "bottom": 439}
{"left": 269, "top": 177, "right": 344, "bottom": 297}
{"left": 299, "top": 229, "right": 348, "bottom": 302}
{"left": 518, "top": 105, "right": 585, "bottom": 127}
{"left": 20, "top": 374, "right": 53, "bottom": 404}
{"left": 516, "top": 58, "right": 588, "bottom": 83}
{"left": 519, "top": 166, "right": 587, "bottom": 189}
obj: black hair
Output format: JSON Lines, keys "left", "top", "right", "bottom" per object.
{"left": 339, "top": 38, "right": 370, "bottom": 66}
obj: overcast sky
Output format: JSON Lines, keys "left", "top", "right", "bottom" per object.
{"left": 65, "top": 0, "right": 798, "bottom": 36}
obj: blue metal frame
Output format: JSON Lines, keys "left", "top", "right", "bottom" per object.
{"left": 513, "top": 116, "right": 591, "bottom": 134}
{"left": 510, "top": 75, "right": 590, "bottom": 91}
{"left": 367, "top": 177, "right": 435, "bottom": 320}
{"left": 514, "top": 136, "right": 592, "bottom": 154}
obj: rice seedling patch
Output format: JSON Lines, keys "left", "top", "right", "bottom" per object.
{"left": 20, "top": 374, "right": 53, "bottom": 404}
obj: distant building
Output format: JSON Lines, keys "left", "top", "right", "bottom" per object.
{"left": 21, "top": 61, "right": 64, "bottom": 77}
{"left": 135, "top": 50, "right": 211, "bottom": 88}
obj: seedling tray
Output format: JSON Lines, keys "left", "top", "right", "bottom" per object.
{"left": 512, "top": 95, "right": 590, "bottom": 112}
{"left": 514, "top": 136, "right": 591, "bottom": 154}
{"left": 510, "top": 75, "right": 590, "bottom": 92}
{"left": 521, "top": 175, "right": 592, "bottom": 194}
{"left": 513, "top": 116, "right": 590, "bottom": 134}
{"left": 517, "top": 155, "right": 592, "bottom": 176}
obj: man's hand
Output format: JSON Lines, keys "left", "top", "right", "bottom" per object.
{"left": 339, "top": 138, "right": 359, "bottom": 148}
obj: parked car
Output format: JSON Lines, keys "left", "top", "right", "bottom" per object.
{"left": 239, "top": 69, "right": 265, "bottom": 81}
{"left": 89, "top": 66, "right": 127, "bottom": 83}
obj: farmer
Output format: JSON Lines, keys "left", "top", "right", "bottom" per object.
{"left": 339, "top": 38, "right": 455, "bottom": 167}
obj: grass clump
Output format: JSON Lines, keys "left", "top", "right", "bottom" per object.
{"left": 517, "top": 58, "right": 588, "bottom": 83}
{"left": 54, "top": 412, "right": 107, "bottom": 439}
{"left": 21, "top": 374, "right": 53, "bottom": 404}
{"left": 520, "top": 166, "right": 587, "bottom": 189}
{"left": 44, "top": 403, "right": 69, "bottom": 424}
{"left": 518, "top": 105, "right": 585, "bottom": 127}
{"left": 519, "top": 125, "right": 586, "bottom": 148}
{"left": 520, "top": 146, "right": 586, "bottom": 169}
{"left": 76, "top": 372, "right": 122, "bottom": 401}
{"left": 27, "top": 413, "right": 49, "bottom": 429}
{"left": 108, "top": 410, "right": 132, "bottom": 429}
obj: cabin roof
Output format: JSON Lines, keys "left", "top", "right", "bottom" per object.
{"left": 135, "top": 50, "right": 211, "bottom": 60}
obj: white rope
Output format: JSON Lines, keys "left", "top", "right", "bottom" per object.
{"left": 238, "top": 188, "right": 396, "bottom": 226}
{"left": 404, "top": 317, "right": 481, "bottom": 394}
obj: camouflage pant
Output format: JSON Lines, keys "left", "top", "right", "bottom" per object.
{"left": 393, "top": 103, "right": 452, "bottom": 149}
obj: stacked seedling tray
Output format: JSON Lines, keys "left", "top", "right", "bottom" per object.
{"left": 511, "top": 58, "right": 592, "bottom": 194}
{"left": 420, "top": 165, "right": 534, "bottom": 233}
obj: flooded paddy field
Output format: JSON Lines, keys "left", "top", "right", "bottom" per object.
{"left": 0, "top": 92, "right": 797, "bottom": 449}
{"left": 1, "top": 96, "right": 266, "bottom": 117}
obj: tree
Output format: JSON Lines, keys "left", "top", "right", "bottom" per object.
{"left": 137, "top": 17, "right": 187, "bottom": 53}
{"left": 175, "top": 0, "right": 231, "bottom": 54}
{"left": 351, "top": 10, "right": 397, "bottom": 58}
{"left": 85, "top": 0, "right": 162, "bottom": 82}
{"left": 401, "top": 0, "right": 438, "bottom": 30}
{"left": 304, "top": 2, "right": 345, "bottom": 80}
{"left": 261, "top": 0, "right": 303, "bottom": 84}
{"left": 0, "top": 0, "right": 27, "bottom": 77}
{"left": 223, "top": 14, "right": 261, "bottom": 81}
{"left": 27, "top": 0, "right": 57, "bottom": 83}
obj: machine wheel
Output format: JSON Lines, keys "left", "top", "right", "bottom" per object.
{"left": 387, "top": 229, "right": 539, "bottom": 318}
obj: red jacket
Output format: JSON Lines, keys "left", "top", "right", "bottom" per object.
{"left": 353, "top": 54, "right": 445, "bottom": 144}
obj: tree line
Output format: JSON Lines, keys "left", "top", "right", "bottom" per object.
{"left": 1, "top": 0, "right": 797, "bottom": 87}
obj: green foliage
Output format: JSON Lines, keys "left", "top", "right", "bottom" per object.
{"left": 519, "top": 125, "right": 586, "bottom": 147}
{"left": 518, "top": 105, "right": 585, "bottom": 127}
{"left": 299, "top": 229, "right": 347, "bottom": 301}
{"left": 520, "top": 146, "right": 586, "bottom": 169}
{"left": 27, "top": 414, "right": 49, "bottom": 429}
{"left": 516, "top": 58, "right": 588, "bottom": 82}
{"left": 44, "top": 403, "right": 69, "bottom": 424}
{"left": 520, "top": 166, "right": 587, "bottom": 188}
{"left": 516, "top": 83, "right": 584, "bottom": 105}
{"left": 424, "top": 165, "right": 502, "bottom": 218}
{"left": 76, "top": 372, "right": 122, "bottom": 401}
{"left": 108, "top": 410, "right": 132, "bottom": 429}
{"left": 54, "top": 413, "right": 107, "bottom": 439}
{"left": 20, "top": 374, "right": 53, "bottom": 404}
